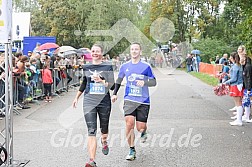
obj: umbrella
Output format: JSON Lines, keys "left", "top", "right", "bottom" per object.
{"left": 191, "top": 49, "right": 201, "bottom": 55}
{"left": 63, "top": 50, "right": 77, "bottom": 56}
{"left": 58, "top": 46, "right": 76, "bottom": 53}
{"left": 78, "top": 48, "right": 91, "bottom": 54}
{"left": 78, "top": 48, "right": 92, "bottom": 61}
{"left": 39, "top": 43, "right": 59, "bottom": 51}
{"left": 84, "top": 53, "right": 92, "bottom": 61}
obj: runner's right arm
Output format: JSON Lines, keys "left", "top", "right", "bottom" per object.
{"left": 78, "top": 76, "right": 87, "bottom": 93}
{"left": 73, "top": 70, "right": 87, "bottom": 108}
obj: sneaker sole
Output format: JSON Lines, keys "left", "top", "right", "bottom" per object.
{"left": 126, "top": 157, "right": 136, "bottom": 161}
{"left": 243, "top": 120, "right": 252, "bottom": 123}
{"left": 126, "top": 155, "right": 136, "bottom": 161}
{"left": 229, "top": 123, "right": 243, "bottom": 126}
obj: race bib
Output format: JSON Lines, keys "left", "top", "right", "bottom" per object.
{"left": 90, "top": 83, "right": 105, "bottom": 94}
{"left": 128, "top": 85, "right": 142, "bottom": 96}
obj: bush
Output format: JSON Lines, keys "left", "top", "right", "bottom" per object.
{"left": 192, "top": 38, "right": 236, "bottom": 63}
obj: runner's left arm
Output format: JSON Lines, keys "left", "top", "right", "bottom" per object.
{"left": 144, "top": 78, "right": 157, "bottom": 87}
{"left": 113, "top": 77, "right": 123, "bottom": 95}
{"left": 144, "top": 65, "right": 157, "bottom": 87}
{"left": 113, "top": 64, "right": 125, "bottom": 95}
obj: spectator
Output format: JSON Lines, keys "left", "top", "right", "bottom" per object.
{"left": 27, "top": 51, "right": 32, "bottom": 59}
{"left": 192, "top": 55, "right": 199, "bottom": 72}
{"left": 215, "top": 55, "right": 220, "bottom": 64}
{"left": 219, "top": 53, "right": 228, "bottom": 65}
{"left": 42, "top": 64, "right": 53, "bottom": 102}
{"left": 223, "top": 52, "right": 243, "bottom": 126}
{"left": 196, "top": 54, "right": 201, "bottom": 72}
{"left": 221, "top": 61, "right": 230, "bottom": 83}
{"left": 209, "top": 58, "right": 215, "bottom": 64}
{"left": 186, "top": 54, "right": 192, "bottom": 72}
{"left": 240, "top": 56, "right": 252, "bottom": 122}
{"left": 237, "top": 45, "right": 246, "bottom": 58}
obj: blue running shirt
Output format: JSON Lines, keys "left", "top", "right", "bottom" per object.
{"left": 118, "top": 60, "right": 155, "bottom": 104}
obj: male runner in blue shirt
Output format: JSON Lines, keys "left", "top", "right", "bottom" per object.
{"left": 112, "top": 42, "right": 157, "bottom": 161}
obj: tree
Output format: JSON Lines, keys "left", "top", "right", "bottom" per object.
{"left": 13, "top": 0, "right": 40, "bottom": 12}
{"left": 192, "top": 38, "right": 235, "bottom": 63}
{"left": 30, "top": 0, "right": 141, "bottom": 53}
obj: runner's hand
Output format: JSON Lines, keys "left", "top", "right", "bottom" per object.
{"left": 72, "top": 98, "right": 78, "bottom": 108}
{"left": 93, "top": 76, "right": 103, "bottom": 83}
{"left": 136, "top": 80, "right": 145, "bottom": 87}
{"left": 111, "top": 95, "right": 117, "bottom": 103}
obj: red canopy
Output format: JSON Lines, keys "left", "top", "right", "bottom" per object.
{"left": 39, "top": 43, "right": 59, "bottom": 51}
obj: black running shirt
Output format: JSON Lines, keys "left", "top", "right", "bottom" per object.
{"left": 79, "top": 62, "right": 114, "bottom": 107}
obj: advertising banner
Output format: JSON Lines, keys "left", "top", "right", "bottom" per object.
{"left": 0, "top": 0, "right": 11, "bottom": 43}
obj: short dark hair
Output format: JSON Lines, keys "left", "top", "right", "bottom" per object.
{"left": 131, "top": 42, "right": 141, "bottom": 50}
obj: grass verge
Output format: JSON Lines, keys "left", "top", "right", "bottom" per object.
{"left": 189, "top": 71, "right": 219, "bottom": 86}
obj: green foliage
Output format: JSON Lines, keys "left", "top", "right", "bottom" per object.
{"left": 223, "top": 0, "right": 252, "bottom": 54}
{"left": 192, "top": 38, "right": 235, "bottom": 63}
{"left": 13, "top": 0, "right": 40, "bottom": 12}
{"left": 190, "top": 71, "right": 219, "bottom": 86}
{"left": 27, "top": 0, "right": 145, "bottom": 55}
{"left": 13, "top": 0, "right": 252, "bottom": 57}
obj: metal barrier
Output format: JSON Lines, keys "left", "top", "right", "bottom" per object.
{"left": 0, "top": 67, "right": 83, "bottom": 115}
{"left": 0, "top": 80, "right": 5, "bottom": 116}
{"left": 67, "top": 67, "right": 82, "bottom": 87}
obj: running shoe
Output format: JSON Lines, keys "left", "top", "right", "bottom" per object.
{"left": 242, "top": 116, "right": 252, "bottom": 123}
{"left": 101, "top": 140, "right": 109, "bottom": 155}
{"left": 230, "top": 115, "right": 237, "bottom": 120}
{"left": 126, "top": 148, "right": 136, "bottom": 161}
{"left": 229, "top": 120, "right": 243, "bottom": 126}
{"left": 229, "top": 106, "right": 237, "bottom": 111}
{"left": 85, "top": 160, "right": 97, "bottom": 167}
{"left": 140, "top": 131, "right": 147, "bottom": 143}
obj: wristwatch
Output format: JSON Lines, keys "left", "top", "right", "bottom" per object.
{"left": 101, "top": 80, "right": 106, "bottom": 85}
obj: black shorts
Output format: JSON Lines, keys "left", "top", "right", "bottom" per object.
{"left": 83, "top": 105, "right": 111, "bottom": 136}
{"left": 123, "top": 100, "right": 150, "bottom": 123}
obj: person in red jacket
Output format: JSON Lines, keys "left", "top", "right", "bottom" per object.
{"left": 42, "top": 64, "right": 53, "bottom": 102}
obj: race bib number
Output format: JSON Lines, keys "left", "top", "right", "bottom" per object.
{"left": 128, "top": 85, "right": 142, "bottom": 96}
{"left": 90, "top": 83, "right": 105, "bottom": 94}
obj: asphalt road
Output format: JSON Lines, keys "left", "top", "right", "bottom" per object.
{"left": 3, "top": 68, "right": 252, "bottom": 167}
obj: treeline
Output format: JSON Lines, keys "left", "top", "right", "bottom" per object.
{"left": 13, "top": 0, "right": 252, "bottom": 58}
